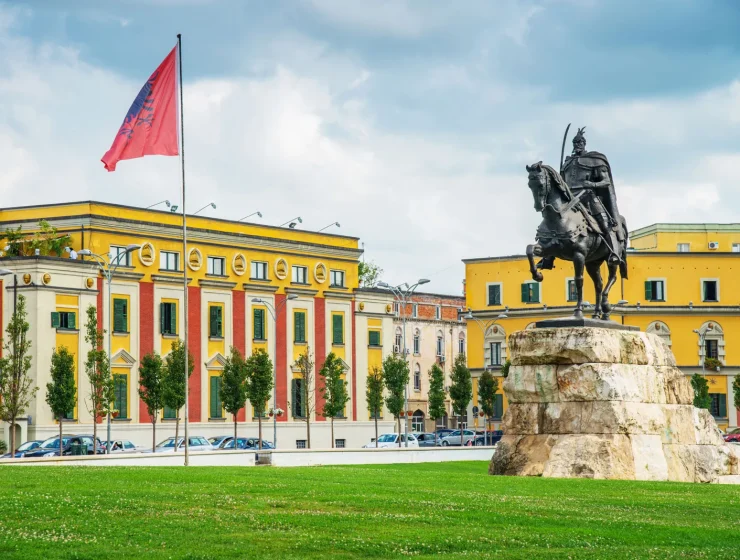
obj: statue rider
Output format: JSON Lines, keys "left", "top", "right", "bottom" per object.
{"left": 560, "top": 127, "right": 623, "bottom": 265}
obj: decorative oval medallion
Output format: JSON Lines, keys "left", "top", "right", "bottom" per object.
{"left": 232, "top": 253, "right": 246, "bottom": 276}
{"left": 22, "top": 273, "right": 31, "bottom": 285}
{"left": 274, "top": 258, "right": 288, "bottom": 280}
{"left": 138, "top": 243, "right": 155, "bottom": 267}
{"left": 188, "top": 248, "right": 202, "bottom": 271}
{"left": 359, "top": 302, "right": 365, "bottom": 311}
{"left": 42, "top": 273, "right": 51, "bottom": 285}
{"left": 314, "top": 262, "right": 327, "bottom": 284}
{"left": 85, "top": 277, "right": 95, "bottom": 289}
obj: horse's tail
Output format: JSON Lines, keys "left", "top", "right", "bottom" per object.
{"left": 619, "top": 216, "right": 628, "bottom": 279}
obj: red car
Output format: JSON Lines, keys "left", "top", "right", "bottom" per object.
{"left": 723, "top": 428, "right": 740, "bottom": 443}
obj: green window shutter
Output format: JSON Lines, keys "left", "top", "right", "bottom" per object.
{"left": 294, "top": 312, "right": 306, "bottom": 343}
{"left": 291, "top": 379, "right": 298, "bottom": 417}
{"left": 333, "top": 314, "right": 343, "bottom": 344}
{"left": 114, "top": 374, "right": 128, "bottom": 419}
{"left": 51, "top": 311, "right": 60, "bottom": 328}
{"left": 521, "top": 283, "right": 528, "bottom": 303}
{"left": 169, "top": 303, "right": 177, "bottom": 335}
{"left": 494, "top": 285, "right": 500, "bottom": 305}
{"left": 719, "top": 394, "right": 727, "bottom": 418}
{"left": 210, "top": 376, "right": 222, "bottom": 418}
{"left": 209, "top": 306, "right": 218, "bottom": 338}
{"left": 68, "top": 313, "right": 76, "bottom": 330}
{"left": 160, "top": 303, "right": 166, "bottom": 334}
{"left": 164, "top": 405, "right": 176, "bottom": 419}
{"left": 369, "top": 330, "right": 380, "bottom": 346}
{"left": 254, "top": 309, "right": 264, "bottom": 340}
{"left": 217, "top": 306, "right": 223, "bottom": 337}
{"left": 113, "top": 299, "right": 125, "bottom": 332}
{"left": 645, "top": 281, "right": 652, "bottom": 301}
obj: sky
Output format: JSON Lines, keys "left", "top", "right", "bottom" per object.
{"left": 2, "top": 0, "right": 740, "bottom": 294}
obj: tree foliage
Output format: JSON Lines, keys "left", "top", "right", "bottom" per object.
{"left": 46, "top": 346, "right": 77, "bottom": 454}
{"left": 319, "top": 353, "right": 349, "bottom": 448}
{"left": 162, "top": 339, "right": 195, "bottom": 445}
{"left": 427, "top": 363, "right": 446, "bottom": 421}
{"left": 382, "top": 354, "right": 409, "bottom": 443}
{"left": 138, "top": 352, "right": 165, "bottom": 452}
{"left": 1, "top": 220, "right": 71, "bottom": 257}
{"left": 366, "top": 366, "right": 384, "bottom": 445}
{"left": 478, "top": 370, "right": 499, "bottom": 418}
{"left": 358, "top": 260, "right": 383, "bottom": 288}
{"left": 245, "top": 348, "right": 274, "bottom": 450}
{"left": 734, "top": 376, "right": 740, "bottom": 415}
{"left": 501, "top": 359, "right": 511, "bottom": 379}
{"left": 294, "top": 346, "right": 316, "bottom": 448}
{"left": 84, "top": 305, "right": 114, "bottom": 450}
{"left": 691, "top": 374, "right": 711, "bottom": 410}
{"left": 449, "top": 353, "right": 473, "bottom": 417}
{"left": 0, "top": 295, "right": 37, "bottom": 454}
{"left": 220, "top": 346, "right": 249, "bottom": 444}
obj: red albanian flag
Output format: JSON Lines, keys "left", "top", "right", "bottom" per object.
{"left": 102, "top": 46, "right": 179, "bottom": 171}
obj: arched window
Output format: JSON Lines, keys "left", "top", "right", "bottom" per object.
{"left": 646, "top": 321, "right": 671, "bottom": 346}
{"left": 436, "top": 330, "right": 444, "bottom": 357}
{"left": 484, "top": 324, "right": 507, "bottom": 367}
{"left": 697, "top": 321, "right": 725, "bottom": 366}
{"left": 394, "top": 327, "right": 403, "bottom": 352}
{"left": 413, "top": 329, "right": 421, "bottom": 355}
{"left": 413, "top": 363, "right": 421, "bottom": 392}
{"left": 458, "top": 332, "right": 465, "bottom": 355}
{"left": 525, "top": 322, "right": 537, "bottom": 330}
{"left": 411, "top": 409, "right": 425, "bottom": 433}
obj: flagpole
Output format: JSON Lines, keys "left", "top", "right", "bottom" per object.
{"left": 177, "top": 33, "right": 189, "bottom": 467}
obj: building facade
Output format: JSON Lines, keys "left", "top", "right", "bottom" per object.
{"left": 464, "top": 223, "right": 740, "bottom": 432}
{"left": 0, "top": 201, "right": 400, "bottom": 449}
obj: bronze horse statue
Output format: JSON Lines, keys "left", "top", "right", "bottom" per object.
{"left": 525, "top": 162, "right": 627, "bottom": 320}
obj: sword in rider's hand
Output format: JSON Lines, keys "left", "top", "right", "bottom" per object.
{"left": 560, "top": 123, "right": 571, "bottom": 174}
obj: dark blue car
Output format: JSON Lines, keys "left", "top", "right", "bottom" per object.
{"left": 1, "top": 440, "right": 43, "bottom": 459}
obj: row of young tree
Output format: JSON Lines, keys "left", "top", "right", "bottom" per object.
{"left": 366, "top": 353, "right": 503, "bottom": 447}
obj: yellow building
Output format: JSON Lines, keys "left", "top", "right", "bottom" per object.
{"left": 464, "top": 223, "right": 740, "bottom": 431}
{"left": 0, "top": 201, "right": 396, "bottom": 449}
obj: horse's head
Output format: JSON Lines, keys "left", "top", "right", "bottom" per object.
{"left": 526, "top": 161, "right": 547, "bottom": 212}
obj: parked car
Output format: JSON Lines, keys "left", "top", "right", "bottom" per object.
{"left": 1, "top": 440, "right": 43, "bottom": 459}
{"left": 221, "top": 437, "right": 274, "bottom": 450}
{"left": 208, "top": 435, "right": 233, "bottom": 448}
{"left": 101, "top": 440, "right": 140, "bottom": 453}
{"left": 467, "top": 431, "right": 504, "bottom": 447}
{"left": 23, "top": 435, "right": 104, "bottom": 458}
{"left": 435, "top": 428, "right": 455, "bottom": 440}
{"left": 363, "top": 433, "right": 418, "bottom": 448}
{"left": 148, "top": 436, "right": 214, "bottom": 453}
{"left": 413, "top": 433, "right": 439, "bottom": 447}
{"left": 723, "top": 428, "right": 740, "bottom": 443}
{"left": 439, "top": 429, "right": 476, "bottom": 446}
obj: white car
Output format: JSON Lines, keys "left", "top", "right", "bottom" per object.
{"left": 146, "top": 436, "right": 214, "bottom": 453}
{"left": 439, "top": 429, "right": 476, "bottom": 446}
{"left": 102, "top": 440, "right": 141, "bottom": 454}
{"left": 363, "top": 433, "right": 419, "bottom": 448}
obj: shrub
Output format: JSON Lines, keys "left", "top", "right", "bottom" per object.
{"left": 0, "top": 440, "right": 7, "bottom": 454}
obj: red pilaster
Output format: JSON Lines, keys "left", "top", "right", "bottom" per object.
{"left": 139, "top": 282, "right": 155, "bottom": 423}
{"left": 314, "top": 297, "right": 326, "bottom": 421}
{"left": 233, "top": 290, "right": 246, "bottom": 422}
{"left": 188, "top": 285, "right": 202, "bottom": 423}
{"left": 351, "top": 300, "right": 357, "bottom": 421}
{"left": 275, "top": 293, "right": 288, "bottom": 421}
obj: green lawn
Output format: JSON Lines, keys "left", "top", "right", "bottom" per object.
{"left": 0, "top": 462, "right": 739, "bottom": 559}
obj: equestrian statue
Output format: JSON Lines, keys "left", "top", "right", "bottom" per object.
{"left": 525, "top": 125, "right": 628, "bottom": 321}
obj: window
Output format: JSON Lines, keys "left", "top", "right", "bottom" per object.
{"left": 414, "top": 364, "right": 421, "bottom": 391}
{"left": 163, "top": 405, "right": 177, "bottom": 419}
{"left": 251, "top": 261, "right": 268, "bottom": 280}
{"left": 705, "top": 339, "right": 719, "bottom": 359}
{"left": 677, "top": 243, "right": 690, "bottom": 252}
{"left": 487, "top": 342, "right": 502, "bottom": 366}
{"left": 207, "top": 256, "right": 225, "bottom": 276}
{"left": 435, "top": 305, "right": 441, "bottom": 320}
{"left": 567, "top": 279, "right": 577, "bottom": 302}
{"left": 210, "top": 376, "right": 223, "bottom": 419}
{"left": 110, "top": 245, "right": 130, "bottom": 267}
{"left": 487, "top": 284, "right": 501, "bottom": 306}
{"left": 702, "top": 280, "right": 719, "bottom": 302}
{"left": 733, "top": 243, "right": 740, "bottom": 253}
{"left": 393, "top": 302, "right": 400, "bottom": 316}
{"left": 645, "top": 280, "right": 665, "bottom": 302}
{"left": 436, "top": 335, "right": 443, "bottom": 357}
{"left": 296, "top": 440, "right": 307, "bottom": 449}
{"left": 292, "top": 265, "right": 308, "bottom": 284}
{"left": 330, "top": 270, "right": 345, "bottom": 288}
{"left": 521, "top": 282, "right": 540, "bottom": 303}
{"left": 113, "top": 298, "right": 128, "bottom": 333}
{"left": 492, "top": 394, "right": 504, "bottom": 420}
{"left": 412, "top": 303, "right": 418, "bottom": 318}
{"left": 710, "top": 393, "right": 727, "bottom": 419}
{"left": 458, "top": 333, "right": 465, "bottom": 355}
{"left": 413, "top": 329, "right": 420, "bottom": 354}
{"left": 394, "top": 327, "right": 402, "bottom": 351}
{"left": 253, "top": 308, "right": 266, "bottom": 340}
{"left": 51, "top": 311, "right": 76, "bottom": 330}
{"left": 294, "top": 311, "right": 306, "bottom": 343}
{"left": 209, "top": 305, "right": 223, "bottom": 338}
{"left": 368, "top": 330, "right": 381, "bottom": 347}
{"left": 411, "top": 410, "right": 424, "bottom": 432}
{"left": 291, "top": 378, "right": 306, "bottom": 418}
{"left": 332, "top": 314, "right": 344, "bottom": 345}
{"left": 160, "top": 302, "right": 177, "bottom": 335}
{"left": 113, "top": 374, "right": 128, "bottom": 419}
{"left": 161, "top": 251, "right": 179, "bottom": 271}
{"left": 335, "top": 439, "right": 346, "bottom": 449}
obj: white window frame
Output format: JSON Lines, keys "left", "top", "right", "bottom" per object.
{"left": 412, "top": 303, "right": 418, "bottom": 318}
{"left": 250, "top": 261, "right": 268, "bottom": 280}
{"left": 110, "top": 245, "right": 130, "bottom": 267}
{"left": 160, "top": 251, "right": 179, "bottom": 271}
{"left": 677, "top": 243, "right": 690, "bottom": 253}
{"left": 413, "top": 364, "right": 421, "bottom": 392}
{"left": 701, "top": 278, "right": 720, "bottom": 302}
{"left": 565, "top": 277, "right": 577, "bottom": 302}
{"left": 436, "top": 335, "right": 443, "bottom": 357}
{"left": 487, "top": 342, "right": 502, "bottom": 367}
{"left": 413, "top": 330, "right": 420, "bottom": 355}
{"left": 329, "top": 269, "right": 345, "bottom": 288}
{"left": 207, "top": 256, "right": 225, "bottom": 276}
{"left": 732, "top": 243, "right": 740, "bottom": 253}
{"left": 435, "top": 305, "right": 441, "bottom": 320}
{"left": 458, "top": 334, "right": 465, "bottom": 355}
{"left": 522, "top": 281, "right": 540, "bottom": 304}
{"left": 394, "top": 328, "right": 402, "bottom": 351}
{"left": 486, "top": 282, "right": 503, "bottom": 306}
{"left": 393, "top": 302, "right": 400, "bottom": 317}
{"left": 292, "top": 265, "right": 308, "bottom": 284}
{"left": 646, "top": 277, "right": 667, "bottom": 302}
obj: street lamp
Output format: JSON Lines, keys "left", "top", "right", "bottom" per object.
{"left": 77, "top": 244, "right": 141, "bottom": 453}
{"left": 238, "top": 212, "right": 262, "bottom": 221}
{"left": 146, "top": 200, "right": 171, "bottom": 210}
{"left": 463, "top": 310, "right": 507, "bottom": 446}
{"left": 377, "top": 278, "right": 430, "bottom": 447}
{"left": 193, "top": 202, "right": 216, "bottom": 215}
{"left": 279, "top": 217, "right": 302, "bottom": 228}
{"left": 318, "top": 222, "right": 340, "bottom": 232}
{"left": 251, "top": 294, "right": 298, "bottom": 449}
{"left": 693, "top": 324, "right": 715, "bottom": 376}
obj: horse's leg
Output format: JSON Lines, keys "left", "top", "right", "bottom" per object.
{"left": 601, "top": 261, "right": 619, "bottom": 320}
{"left": 586, "top": 261, "right": 604, "bottom": 320}
{"left": 526, "top": 244, "right": 544, "bottom": 282}
{"left": 573, "top": 252, "right": 585, "bottom": 319}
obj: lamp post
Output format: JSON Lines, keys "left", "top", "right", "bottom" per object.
{"left": 238, "top": 212, "right": 262, "bottom": 221}
{"left": 77, "top": 245, "right": 141, "bottom": 453}
{"left": 377, "top": 279, "right": 430, "bottom": 447}
{"left": 251, "top": 294, "right": 297, "bottom": 448}
{"left": 693, "top": 324, "right": 715, "bottom": 376}
{"left": 318, "top": 222, "right": 340, "bottom": 232}
{"left": 463, "top": 310, "right": 507, "bottom": 446}
{"left": 279, "top": 217, "right": 302, "bottom": 228}
{"left": 193, "top": 202, "right": 216, "bottom": 215}
{"left": 146, "top": 200, "right": 171, "bottom": 210}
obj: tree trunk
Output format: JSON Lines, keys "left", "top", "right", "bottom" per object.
{"left": 9, "top": 419, "right": 16, "bottom": 458}
{"left": 152, "top": 418, "right": 157, "bottom": 453}
{"left": 397, "top": 416, "right": 401, "bottom": 448}
{"left": 330, "top": 417, "right": 335, "bottom": 449}
{"left": 234, "top": 413, "right": 238, "bottom": 449}
{"left": 307, "top": 417, "right": 311, "bottom": 449}
{"left": 58, "top": 416, "right": 63, "bottom": 457}
{"left": 93, "top": 412, "right": 97, "bottom": 455}
{"left": 174, "top": 413, "right": 180, "bottom": 452}
{"left": 258, "top": 415, "right": 263, "bottom": 450}
{"left": 374, "top": 414, "right": 378, "bottom": 448}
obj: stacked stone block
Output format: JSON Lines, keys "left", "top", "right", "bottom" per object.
{"left": 493, "top": 327, "right": 739, "bottom": 483}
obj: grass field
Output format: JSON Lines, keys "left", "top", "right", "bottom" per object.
{"left": 1, "top": 461, "right": 739, "bottom": 559}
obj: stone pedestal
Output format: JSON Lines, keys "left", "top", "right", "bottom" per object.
{"left": 491, "top": 327, "right": 739, "bottom": 483}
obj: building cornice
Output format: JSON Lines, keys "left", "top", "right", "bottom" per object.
{"left": 198, "top": 279, "right": 238, "bottom": 290}
{"left": 242, "top": 283, "right": 279, "bottom": 294}
{"left": 285, "top": 286, "right": 319, "bottom": 297}
{"left": 323, "top": 290, "right": 355, "bottom": 300}
{"left": 151, "top": 274, "right": 193, "bottom": 285}
{"left": 468, "top": 304, "right": 740, "bottom": 319}
{"left": 630, "top": 222, "right": 740, "bottom": 239}
{"left": 110, "top": 270, "right": 145, "bottom": 281}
